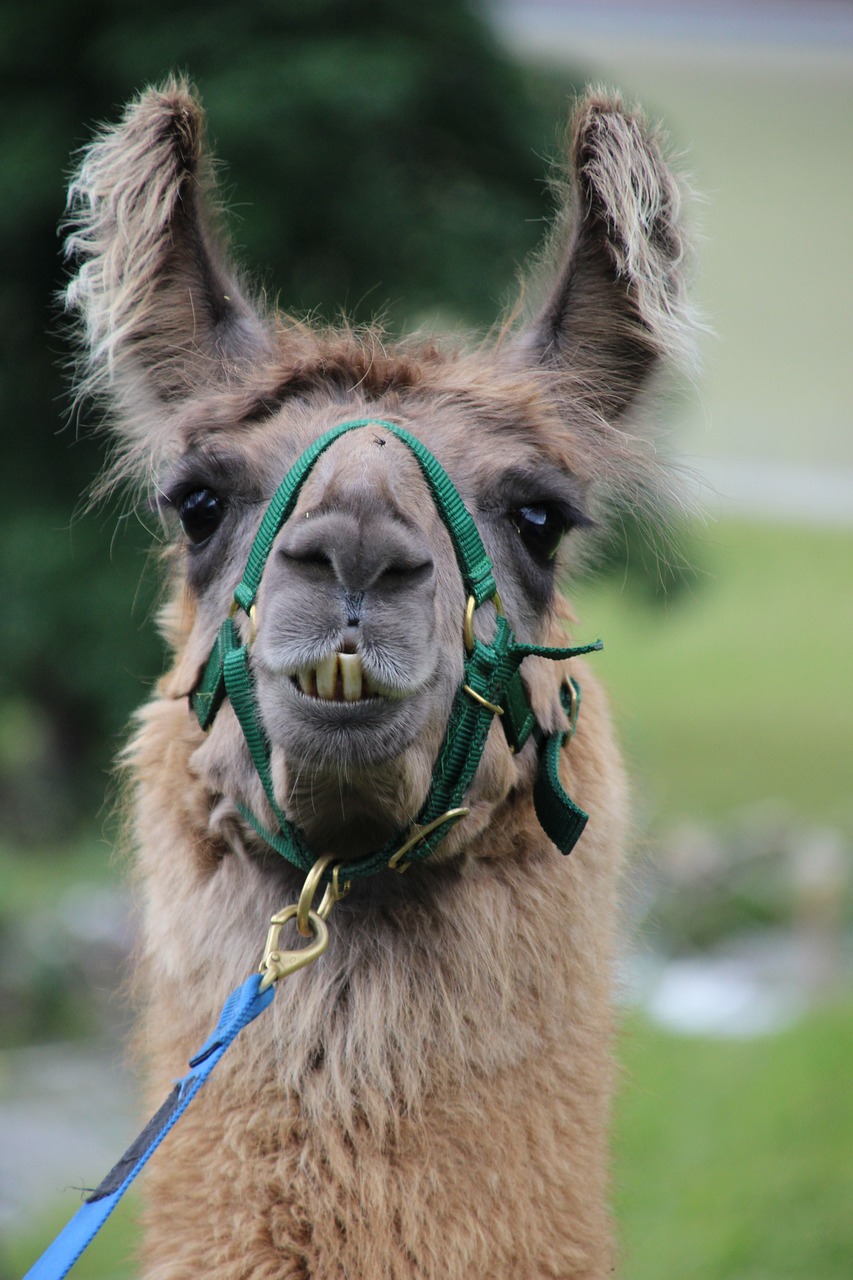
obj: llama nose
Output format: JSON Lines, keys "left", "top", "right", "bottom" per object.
{"left": 277, "top": 510, "right": 434, "bottom": 597}
{"left": 343, "top": 592, "right": 364, "bottom": 627}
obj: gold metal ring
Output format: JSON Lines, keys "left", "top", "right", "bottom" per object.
{"left": 388, "top": 807, "right": 469, "bottom": 872}
{"left": 463, "top": 590, "right": 504, "bottom": 654}
{"left": 296, "top": 854, "right": 336, "bottom": 936}
{"left": 463, "top": 685, "right": 504, "bottom": 716}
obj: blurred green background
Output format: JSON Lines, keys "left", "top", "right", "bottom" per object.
{"left": 2, "top": 1, "right": 851, "bottom": 1277}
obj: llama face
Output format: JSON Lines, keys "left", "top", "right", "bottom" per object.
{"left": 64, "top": 82, "right": 691, "bottom": 864}
{"left": 159, "top": 377, "right": 590, "bottom": 859}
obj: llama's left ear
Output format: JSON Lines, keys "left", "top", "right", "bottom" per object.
{"left": 64, "top": 80, "right": 270, "bottom": 428}
{"left": 514, "top": 94, "right": 693, "bottom": 420}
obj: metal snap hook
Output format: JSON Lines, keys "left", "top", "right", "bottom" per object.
{"left": 259, "top": 905, "right": 329, "bottom": 992}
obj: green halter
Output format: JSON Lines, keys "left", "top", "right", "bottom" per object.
{"left": 190, "top": 418, "right": 601, "bottom": 882}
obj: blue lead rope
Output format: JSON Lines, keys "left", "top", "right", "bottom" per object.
{"left": 24, "top": 975, "right": 275, "bottom": 1280}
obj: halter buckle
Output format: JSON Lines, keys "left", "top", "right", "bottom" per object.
{"left": 388, "top": 807, "right": 470, "bottom": 873}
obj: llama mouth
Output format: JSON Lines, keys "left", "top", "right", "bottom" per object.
{"left": 292, "top": 652, "right": 382, "bottom": 703}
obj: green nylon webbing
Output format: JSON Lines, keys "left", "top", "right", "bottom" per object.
{"left": 233, "top": 418, "right": 496, "bottom": 614}
{"left": 222, "top": 640, "right": 289, "bottom": 832}
{"left": 500, "top": 641, "right": 601, "bottom": 753}
{"left": 210, "top": 622, "right": 596, "bottom": 881}
{"left": 192, "top": 618, "right": 236, "bottom": 731}
{"left": 532, "top": 681, "right": 589, "bottom": 853}
{"left": 193, "top": 417, "right": 499, "bottom": 731}
{"left": 189, "top": 415, "right": 601, "bottom": 880}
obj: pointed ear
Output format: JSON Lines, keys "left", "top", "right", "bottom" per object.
{"left": 64, "top": 79, "right": 270, "bottom": 421}
{"left": 515, "top": 93, "right": 694, "bottom": 420}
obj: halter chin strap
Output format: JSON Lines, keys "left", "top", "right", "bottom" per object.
{"left": 190, "top": 418, "right": 602, "bottom": 881}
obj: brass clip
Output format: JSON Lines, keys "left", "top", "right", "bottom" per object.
{"left": 258, "top": 904, "right": 329, "bottom": 992}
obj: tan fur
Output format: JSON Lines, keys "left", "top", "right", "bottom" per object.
{"left": 64, "top": 81, "right": 693, "bottom": 1277}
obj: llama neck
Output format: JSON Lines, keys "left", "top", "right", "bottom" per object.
{"left": 131, "top": 683, "right": 622, "bottom": 1129}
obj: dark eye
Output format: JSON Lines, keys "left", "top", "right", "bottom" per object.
{"left": 512, "top": 505, "right": 568, "bottom": 563}
{"left": 178, "top": 489, "right": 225, "bottom": 545}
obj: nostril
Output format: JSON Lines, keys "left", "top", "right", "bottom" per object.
{"left": 380, "top": 560, "right": 434, "bottom": 589}
{"left": 280, "top": 548, "right": 333, "bottom": 571}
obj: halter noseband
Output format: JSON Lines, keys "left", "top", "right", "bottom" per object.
{"left": 189, "top": 418, "right": 601, "bottom": 883}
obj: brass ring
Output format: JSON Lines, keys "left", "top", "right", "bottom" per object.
{"left": 296, "top": 854, "right": 336, "bottom": 936}
{"left": 387, "top": 807, "right": 469, "bottom": 872}
{"left": 463, "top": 685, "right": 504, "bottom": 716}
{"left": 463, "top": 590, "right": 504, "bottom": 654}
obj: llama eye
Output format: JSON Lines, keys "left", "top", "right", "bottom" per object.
{"left": 178, "top": 489, "right": 224, "bottom": 545}
{"left": 512, "top": 505, "right": 567, "bottom": 563}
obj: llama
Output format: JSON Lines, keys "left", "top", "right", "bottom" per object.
{"left": 64, "top": 81, "right": 690, "bottom": 1278}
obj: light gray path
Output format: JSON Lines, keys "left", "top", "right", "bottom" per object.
{"left": 0, "top": 1040, "right": 137, "bottom": 1233}
{"left": 493, "top": 1, "right": 853, "bottom": 519}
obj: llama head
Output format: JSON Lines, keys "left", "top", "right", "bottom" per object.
{"left": 64, "top": 81, "right": 692, "bottom": 867}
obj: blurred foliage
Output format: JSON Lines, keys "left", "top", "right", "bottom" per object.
{"left": 573, "top": 520, "right": 853, "bottom": 834}
{"left": 0, "top": 0, "right": 583, "bottom": 839}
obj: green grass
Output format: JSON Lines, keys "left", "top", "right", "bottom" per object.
{"left": 615, "top": 1002, "right": 853, "bottom": 1279}
{"left": 2, "top": 1197, "right": 139, "bottom": 1280}
{"left": 572, "top": 519, "right": 853, "bottom": 832}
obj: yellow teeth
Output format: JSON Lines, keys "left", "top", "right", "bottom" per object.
{"left": 315, "top": 653, "right": 338, "bottom": 700}
{"left": 338, "top": 653, "right": 363, "bottom": 702}
{"left": 295, "top": 652, "right": 372, "bottom": 702}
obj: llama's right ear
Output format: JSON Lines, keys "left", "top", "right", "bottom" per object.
{"left": 64, "top": 81, "right": 270, "bottom": 426}
{"left": 513, "top": 94, "right": 693, "bottom": 421}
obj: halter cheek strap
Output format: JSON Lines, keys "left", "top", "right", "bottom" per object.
{"left": 190, "top": 418, "right": 602, "bottom": 881}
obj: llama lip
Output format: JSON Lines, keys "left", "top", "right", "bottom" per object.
{"left": 293, "top": 651, "right": 381, "bottom": 703}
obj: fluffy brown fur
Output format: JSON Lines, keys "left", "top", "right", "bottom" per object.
{"left": 64, "top": 80, "right": 693, "bottom": 1278}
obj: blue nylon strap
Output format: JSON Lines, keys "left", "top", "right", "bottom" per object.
{"left": 23, "top": 975, "right": 274, "bottom": 1280}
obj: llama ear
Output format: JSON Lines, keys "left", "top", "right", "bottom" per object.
{"left": 514, "top": 93, "right": 693, "bottom": 420}
{"left": 64, "top": 80, "right": 270, "bottom": 422}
